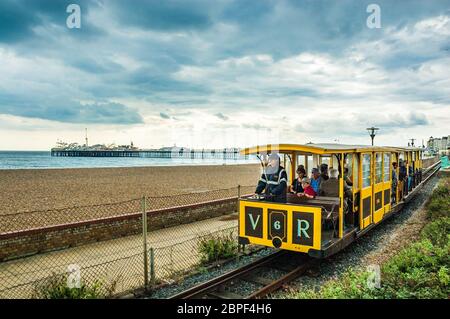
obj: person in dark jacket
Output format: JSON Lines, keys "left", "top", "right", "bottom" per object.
{"left": 399, "top": 159, "right": 407, "bottom": 197}
{"left": 391, "top": 162, "right": 398, "bottom": 204}
{"left": 255, "top": 153, "right": 288, "bottom": 203}
{"left": 289, "top": 165, "right": 306, "bottom": 194}
{"left": 320, "top": 163, "right": 329, "bottom": 181}
{"left": 408, "top": 163, "right": 414, "bottom": 191}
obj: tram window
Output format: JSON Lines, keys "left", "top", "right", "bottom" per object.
{"left": 331, "top": 155, "right": 339, "bottom": 170}
{"left": 362, "top": 154, "right": 371, "bottom": 188}
{"left": 307, "top": 157, "right": 314, "bottom": 172}
{"left": 282, "top": 154, "right": 287, "bottom": 167}
{"left": 283, "top": 154, "right": 292, "bottom": 184}
{"left": 320, "top": 156, "right": 331, "bottom": 166}
{"left": 312, "top": 154, "right": 319, "bottom": 169}
{"left": 345, "top": 154, "right": 353, "bottom": 184}
{"left": 297, "top": 155, "right": 306, "bottom": 167}
{"left": 384, "top": 153, "right": 391, "bottom": 182}
{"left": 353, "top": 154, "right": 359, "bottom": 189}
{"left": 375, "top": 153, "right": 383, "bottom": 184}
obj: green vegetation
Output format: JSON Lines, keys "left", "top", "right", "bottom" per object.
{"left": 380, "top": 235, "right": 449, "bottom": 298}
{"left": 33, "top": 273, "right": 111, "bottom": 299}
{"left": 421, "top": 216, "right": 450, "bottom": 247}
{"left": 198, "top": 230, "right": 238, "bottom": 264}
{"left": 426, "top": 178, "right": 449, "bottom": 220}
{"left": 288, "top": 177, "right": 450, "bottom": 299}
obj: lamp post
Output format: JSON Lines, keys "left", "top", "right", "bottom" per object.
{"left": 366, "top": 127, "right": 379, "bottom": 146}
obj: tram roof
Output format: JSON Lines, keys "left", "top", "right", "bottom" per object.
{"left": 240, "top": 143, "right": 423, "bottom": 155}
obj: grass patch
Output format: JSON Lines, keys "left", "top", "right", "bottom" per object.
{"left": 198, "top": 230, "right": 238, "bottom": 264}
{"left": 33, "top": 272, "right": 115, "bottom": 299}
{"left": 380, "top": 237, "right": 449, "bottom": 298}
{"left": 421, "top": 217, "right": 450, "bottom": 247}
{"left": 426, "top": 178, "right": 449, "bottom": 220}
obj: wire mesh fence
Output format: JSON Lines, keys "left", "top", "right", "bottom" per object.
{"left": 0, "top": 232, "right": 145, "bottom": 298}
{"left": 0, "top": 185, "right": 255, "bottom": 234}
{"left": 152, "top": 226, "right": 238, "bottom": 283}
{"left": 0, "top": 199, "right": 142, "bottom": 234}
{"left": 0, "top": 185, "right": 255, "bottom": 299}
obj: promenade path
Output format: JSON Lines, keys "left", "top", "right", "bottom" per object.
{"left": 0, "top": 213, "right": 238, "bottom": 298}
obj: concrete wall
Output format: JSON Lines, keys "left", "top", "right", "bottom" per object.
{"left": 423, "top": 156, "right": 440, "bottom": 168}
{"left": 0, "top": 197, "right": 237, "bottom": 262}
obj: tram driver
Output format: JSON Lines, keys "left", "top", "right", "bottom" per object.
{"left": 254, "top": 153, "right": 288, "bottom": 203}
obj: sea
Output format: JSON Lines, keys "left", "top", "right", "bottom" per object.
{"left": 0, "top": 151, "right": 258, "bottom": 170}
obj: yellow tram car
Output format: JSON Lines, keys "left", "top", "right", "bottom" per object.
{"left": 238, "top": 143, "right": 427, "bottom": 258}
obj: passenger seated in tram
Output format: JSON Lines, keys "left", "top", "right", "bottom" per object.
{"left": 289, "top": 165, "right": 306, "bottom": 194}
{"left": 399, "top": 159, "right": 407, "bottom": 197}
{"left": 296, "top": 177, "right": 316, "bottom": 199}
{"left": 408, "top": 162, "right": 414, "bottom": 191}
{"left": 343, "top": 167, "right": 353, "bottom": 186}
{"left": 391, "top": 162, "right": 398, "bottom": 204}
{"left": 319, "top": 168, "right": 339, "bottom": 197}
{"left": 310, "top": 168, "right": 322, "bottom": 194}
{"left": 320, "top": 163, "right": 329, "bottom": 181}
{"left": 254, "top": 153, "right": 288, "bottom": 203}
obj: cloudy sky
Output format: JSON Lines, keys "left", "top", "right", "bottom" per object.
{"left": 0, "top": 0, "right": 449, "bottom": 150}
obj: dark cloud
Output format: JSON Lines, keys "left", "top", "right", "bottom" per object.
{"left": 70, "top": 58, "right": 124, "bottom": 74}
{"left": 0, "top": 0, "right": 104, "bottom": 43}
{"left": 160, "top": 112, "right": 171, "bottom": 119}
{"left": 215, "top": 112, "right": 229, "bottom": 121}
{"left": 0, "top": 96, "right": 143, "bottom": 124}
{"left": 0, "top": 0, "right": 449, "bottom": 129}
{"left": 109, "top": 0, "right": 214, "bottom": 31}
{"left": 291, "top": 112, "right": 431, "bottom": 140}
{"left": 0, "top": 0, "right": 38, "bottom": 43}
{"left": 374, "top": 113, "right": 430, "bottom": 129}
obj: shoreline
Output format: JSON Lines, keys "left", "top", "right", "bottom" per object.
{"left": 0, "top": 162, "right": 259, "bottom": 172}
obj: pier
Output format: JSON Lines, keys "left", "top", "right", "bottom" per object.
{"left": 50, "top": 148, "right": 250, "bottom": 160}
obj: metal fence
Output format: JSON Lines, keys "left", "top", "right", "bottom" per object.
{"left": 0, "top": 186, "right": 255, "bottom": 234}
{"left": 0, "top": 185, "right": 255, "bottom": 299}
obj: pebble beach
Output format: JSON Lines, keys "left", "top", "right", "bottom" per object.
{"left": 0, "top": 164, "right": 260, "bottom": 215}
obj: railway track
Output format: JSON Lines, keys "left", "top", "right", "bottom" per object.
{"left": 169, "top": 250, "right": 317, "bottom": 299}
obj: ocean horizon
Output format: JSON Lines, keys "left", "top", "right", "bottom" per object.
{"left": 0, "top": 151, "right": 258, "bottom": 170}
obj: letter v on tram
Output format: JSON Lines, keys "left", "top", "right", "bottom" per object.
{"left": 238, "top": 143, "right": 429, "bottom": 258}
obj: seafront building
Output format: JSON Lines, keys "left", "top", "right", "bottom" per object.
{"left": 427, "top": 135, "right": 450, "bottom": 155}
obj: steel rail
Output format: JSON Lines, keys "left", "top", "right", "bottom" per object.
{"left": 246, "top": 257, "right": 316, "bottom": 299}
{"left": 168, "top": 250, "right": 287, "bottom": 299}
